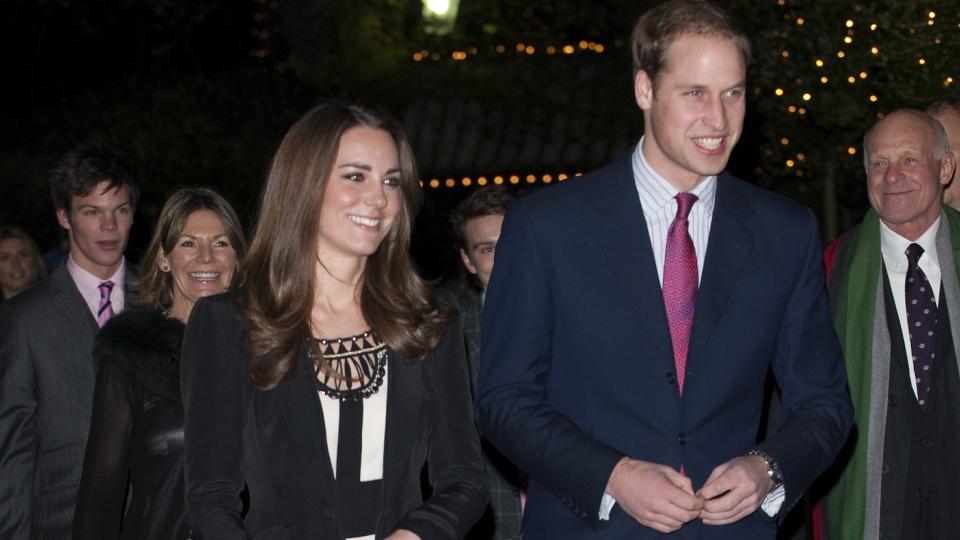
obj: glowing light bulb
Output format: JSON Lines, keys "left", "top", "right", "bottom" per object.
{"left": 424, "top": 0, "right": 450, "bottom": 16}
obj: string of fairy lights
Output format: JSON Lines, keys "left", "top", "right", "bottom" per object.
{"left": 418, "top": 172, "right": 582, "bottom": 189}
{"left": 762, "top": 4, "right": 958, "bottom": 178}
{"left": 411, "top": 39, "right": 615, "bottom": 62}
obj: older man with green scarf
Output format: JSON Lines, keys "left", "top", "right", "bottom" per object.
{"left": 823, "top": 109, "right": 960, "bottom": 539}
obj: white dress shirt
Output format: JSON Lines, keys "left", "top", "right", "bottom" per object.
{"left": 880, "top": 217, "right": 942, "bottom": 400}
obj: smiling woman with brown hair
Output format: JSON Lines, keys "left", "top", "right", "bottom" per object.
{"left": 182, "top": 101, "right": 487, "bottom": 540}
{"left": 73, "top": 187, "right": 246, "bottom": 540}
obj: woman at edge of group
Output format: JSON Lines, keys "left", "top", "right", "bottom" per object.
{"left": 0, "top": 226, "right": 47, "bottom": 301}
{"left": 182, "top": 101, "right": 487, "bottom": 540}
{"left": 73, "top": 188, "right": 246, "bottom": 539}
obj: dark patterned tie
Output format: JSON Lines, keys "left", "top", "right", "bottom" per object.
{"left": 97, "top": 281, "right": 114, "bottom": 328}
{"left": 905, "top": 243, "right": 937, "bottom": 406}
{"left": 663, "top": 192, "right": 698, "bottom": 395}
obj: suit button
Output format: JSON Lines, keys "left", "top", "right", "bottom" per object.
{"left": 677, "top": 433, "right": 688, "bottom": 445}
{"left": 889, "top": 394, "right": 899, "bottom": 408}
{"left": 666, "top": 372, "right": 676, "bottom": 385}
{"left": 882, "top": 461, "right": 890, "bottom": 474}
{"left": 921, "top": 437, "right": 934, "bottom": 448}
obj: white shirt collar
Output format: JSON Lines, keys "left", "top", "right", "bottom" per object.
{"left": 631, "top": 137, "right": 717, "bottom": 215}
{"left": 880, "top": 215, "right": 941, "bottom": 272}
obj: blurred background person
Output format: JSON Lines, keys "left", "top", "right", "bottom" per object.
{"left": 0, "top": 144, "right": 138, "bottom": 540}
{"left": 0, "top": 226, "right": 48, "bottom": 301}
{"left": 447, "top": 187, "right": 523, "bottom": 539}
{"left": 73, "top": 187, "right": 245, "bottom": 539}
{"left": 926, "top": 96, "right": 960, "bottom": 211}
{"left": 182, "top": 101, "right": 486, "bottom": 539}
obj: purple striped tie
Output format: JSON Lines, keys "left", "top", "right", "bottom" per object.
{"left": 662, "top": 193, "right": 698, "bottom": 395}
{"left": 97, "top": 281, "right": 114, "bottom": 328}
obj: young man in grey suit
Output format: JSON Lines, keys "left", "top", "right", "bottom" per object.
{"left": 0, "top": 145, "right": 138, "bottom": 540}
{"left": 449, "top": 187, "right": 523, "bottom": 539}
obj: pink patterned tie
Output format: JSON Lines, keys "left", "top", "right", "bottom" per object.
{"left": 662, "top": 193, "right": 698, "bottom": 395}
{"left": 97, "top": 281, "right": 114, "bottom": 328}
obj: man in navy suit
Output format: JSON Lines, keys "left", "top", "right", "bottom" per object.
{"left": 475, "top": 1, "right": 853, "bottom": 538}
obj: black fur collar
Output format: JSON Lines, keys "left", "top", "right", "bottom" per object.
{"left": 94, "top": 307, "right": 185, "bottom": 401}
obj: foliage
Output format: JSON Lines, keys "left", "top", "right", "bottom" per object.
{"left": 731, "top": 0, "right": 960, "bottom": 234}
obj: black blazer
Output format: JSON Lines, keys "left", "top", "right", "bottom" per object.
{"left": 182, "top": 294, "right": 488, "bottom": 540}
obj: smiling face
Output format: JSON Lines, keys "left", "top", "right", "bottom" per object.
{"left": 159, "top": 209, "right": 238, "bottom": 321}
{"left": 634, "top": 35, "right": 747, "bottom": 191}
{"left": 0, "top": 237, "right": 37, "bottom": 299}
{"left": 56, "top": 181, "right": 134, "bottom": 279}
{"left": 866, "top": 111, "right": 955, "bottom": 240}
{"left": 317, "top": 126, "right": 403, "bottom": 267}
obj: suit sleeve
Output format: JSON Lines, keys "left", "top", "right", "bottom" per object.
{"left": 394, "top": 318, "right": 488, "bottom": 539}
{"left": 757, "top": 210, "right": 854, "bottom": 516}
{"left": 0, "top": 302, "right": 37, "bottom": 539}
{"left": 73, "top": 359, "right": 132, "bottom": 539}
{"left": 182, "top": 299, "right": 251, "bottom": 539}
{"left": 475, "top": 200, "right": 625, "bottom": 528}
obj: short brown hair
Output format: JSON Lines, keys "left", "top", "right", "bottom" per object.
{"left": 631, "top": 0, "right": 751, "bottom": 88}
{"left": 236, "top": 101, "right": 452, "bottom": 389}
{"left": 449, "top": 187, "right": 513, "bottom": 250}
{"left": 49, "top": 144, "right": 139, "bottom": 213}
{"left": 137, "top": 188, "right": 247, "bottom": 311}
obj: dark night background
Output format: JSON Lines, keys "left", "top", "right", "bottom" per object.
{"left": 3, "top": 0, "right": 958, "bottom": 280}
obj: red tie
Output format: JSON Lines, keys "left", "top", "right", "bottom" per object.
{"left": 662, "top": 193, "right": 698, "bottom": 395}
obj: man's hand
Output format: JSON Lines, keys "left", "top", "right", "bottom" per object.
{"left": 605, "top": 457, "right": 704, "bottom": 533}
{"left": 697, "top": 455, "right": 774, "bottom": 526}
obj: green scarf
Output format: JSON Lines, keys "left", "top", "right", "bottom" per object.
{"left": 825, "top": 206, "right": 960, "bottom": 539}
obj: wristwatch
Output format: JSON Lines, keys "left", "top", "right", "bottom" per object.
{"left": 747, "top": 449, "right": 783, "bottom": 490}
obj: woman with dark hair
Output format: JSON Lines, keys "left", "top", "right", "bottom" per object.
{"left": 182, "top": 101, "right": 487, "bottom": 540}
{"left": 0, "top": 226, "right": 47, "bottom": 301}
{"left": 73, "top": 187, "right": 246, "bottom": 540}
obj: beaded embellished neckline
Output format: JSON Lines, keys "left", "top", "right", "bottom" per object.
{"left": 308, "top": 330, "right": 387, "bottom": 402}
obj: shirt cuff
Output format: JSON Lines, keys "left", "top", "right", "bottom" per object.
{"left": 760, "top": 484, "right": 785, "bottom": 516}
{"left": 599, "top": 492, "right": 616, "bottom": 520}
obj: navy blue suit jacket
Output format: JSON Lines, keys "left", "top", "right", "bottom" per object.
{"left": 475, "top": 154, "right": 853, "bottom": 539}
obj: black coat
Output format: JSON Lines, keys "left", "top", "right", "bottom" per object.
{"left": 73, "top": 307, "right": 189, "bottom": 540}
{"left": 182, "top": 294, "right": 488, "bottom": 539}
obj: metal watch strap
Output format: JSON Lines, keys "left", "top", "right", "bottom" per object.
{"left": 747, "top": 448, "right": 783, "bottom": 486}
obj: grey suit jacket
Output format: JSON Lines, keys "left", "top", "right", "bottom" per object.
{"left": 0, "top": 263, "right": 135, "bottom": 540}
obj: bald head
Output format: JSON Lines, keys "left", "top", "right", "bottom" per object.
{"left": 863, "top": 109, "right": 950, "bottom": 171}
{"left": 863, "top": 108, "right": 956, "bottom": 240}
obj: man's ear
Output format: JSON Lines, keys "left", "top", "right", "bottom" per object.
{"left": 941, "top": 151, "right": 956, "bottom": 187}
{"left": 635, "top": 70, "right": 654, "bottom": 111}
{"left": 460, "top": 248, "right": 478, "bottom": 275}
{"left": 56, "top": 208, "right": 72, "bottom": 231}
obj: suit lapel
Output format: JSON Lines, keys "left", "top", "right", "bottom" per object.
{"left": 588, "top": 157, "right": 673, "bottom": 361}
{"left": 688, "top": 175, "right": 753, "bottom": 362}
{"left": 50, "top": 265, "right": 98, "bottom": 352}
{"left": 277, "top": 355, "right": 337, "bottom": 506}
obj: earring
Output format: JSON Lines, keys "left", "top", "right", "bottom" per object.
{"left": 161, "top": 265, "right": 170, "bottom": 272}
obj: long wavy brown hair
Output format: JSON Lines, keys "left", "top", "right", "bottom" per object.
{"left": 236, "top": 101, "right": 452, "bottom": 390}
